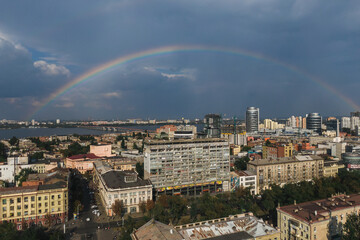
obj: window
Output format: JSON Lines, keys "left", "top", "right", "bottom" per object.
{"left": 314, "top": 227, "right": 317, "bottom": 233}
{"left": 10, "top": 199, "right": 14, "bottom": 204}
{"left": 31, "top": 196, "right": 35, "bottom": 202}
{"left": 17, "top": 198, "right": 21, "bottom": 203}
{"left": 51, "top": 202, "right": 54, "bottom": 206}
{"left": 17, "top": 205, "right": 21, "bottom": 210}
{"left": 24, "top": 205, "right": 28, "bottom": 209}
{"left": 45, "top": 196, "right": 48, "bottom": 200}
{"left": 24, "top": 197, "right": 28, "bottom": 202}
{"left": 38, "top": 203, "right": 42, "bottom": 207}
{"left": 38, "top": 197, "right": 41, "bottom": 201}
{"left": 58, "top": 194, "right": 61, "bottom": 199}
{"left": 10, "top": 206, "right": 14, "bottom": 211}
{"left": 2, "top": 214, "right": 6, "bottom": 218}
{"left": 38, "top": 210, "right": 42, "bottom": 214}
{"left": 2, "top": 207, "right": 7, "bottom": 211}
{"left": 17, "top": 212, "right": 21, "bottom": 216}
{"left": 45, "top": 203, "right": 48, "bottom": 207}
{"left": 58, "top": 201, "right": 61, "bottom": 205}
{"left": 2, "top": 199, "right": 6, "bottom": 204}
{"left": 31, "top": 204, "right": 34, "bottom": 208}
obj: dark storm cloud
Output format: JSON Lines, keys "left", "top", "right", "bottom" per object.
{"left": 0, "top": 0, "right": 359, "bottom": 119}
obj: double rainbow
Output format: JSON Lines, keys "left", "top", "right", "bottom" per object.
{"left": 28, "top": 45, "right": 359, "bottom": 119}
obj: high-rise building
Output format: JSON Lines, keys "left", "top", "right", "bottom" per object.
{"left": 204, "top": 114, "right": 222, "bottom": 138}
{"left": 350, "top": 111, "right": 360, "bottom": 117}
{"left": 56, "top": 119, "right": 60, "bottom": 124}
{"left": 350, "top": 116, "right": 360, "bottom": 130}
{"left": 144, "top": 138, "right": 230, "bottom": 196}
{"left": 246, "top": 107, "right": 259, "bottom": 133}
{"left": 31, "top": 119, "right": 35, "bottom": 126}
{"left": 341, "top": 117, "right": 350, "bottom": 129}
{"left": 306, "top": 113, "right": 322, "bottom": 134}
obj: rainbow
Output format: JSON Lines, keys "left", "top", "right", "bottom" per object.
{"left": 28, "top": 45, "right": 359, "bottom": 119}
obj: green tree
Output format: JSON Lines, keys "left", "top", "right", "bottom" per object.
{"left": 61, "top": 142, "right": 89, "bottom": 157}
{"left": 0, "top": 142, "right": 7, "bottom": 162}
{"left": 342, "top": 213, "right": 360, "bottom": 240}
{"left": 9, "top": 136, "right": 19, "bottom": 146}
{"left": 136, "top": 162, "right": 144, "bottom": 179}
{"left": 29, "top": 152, "right": 44, "bottom": 160}
{"left": 0, "top": 222, "right": 18, "bottom": 240}
{"left": 234, "top": 156, "right": 250, "bottom": 170}
{"left": 112, "top": 200, "right": 123, "bottom": 216}
{"left": 15, "top": 168, "right": 37, "bottom": 186}
{"left": 121, "top": 139, "right": 127, "bottom": 149}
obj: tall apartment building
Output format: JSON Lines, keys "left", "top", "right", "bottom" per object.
{"left": 0, "top": 170, "right": 69, "bottom": 230}
{"left": 204, "top": 114, "right": 222, "bottom": 138}
{"left": 247, "top": 155, "right": 324, "bottom": 192}
{"left": 246, "top": 107, "right": 259, "bottom": 133}
{"left": 144, "top": 138, "right": 230, "bottom": 196}
{"left": 277, "top": 194, "right": 360, "bottom": 240}
{"left": 350, "top": 116, "right": 360, "bottom": 130}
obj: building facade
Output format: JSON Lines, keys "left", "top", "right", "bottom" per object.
{"left": 306, "top": 113, "right": 322, "bottom": 134}
{"left": 277, "top": 194, "right": 360, "bottom": 240}
{"left": 93, "top": 161, "right": 152, "bottom": 216}
{"left": 246, "top": 107, "right": 259, "bottom": 133}
{"left": 0, "top": 182, "right": 68, "bottom": 230}
{"left": 230, "top": 170, "right": 257, "bottom": 195}
{"left": 144, "top": 138, "right": 230, "bottom": 196}
{"left": 247, "top": 155, "right": 324, "bottom": 192}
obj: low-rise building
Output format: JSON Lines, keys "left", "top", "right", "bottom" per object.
{"left": 230, "top": 170, "right": 257, "bottom": 195}
{"left": 131, "top": 213, "right": 280, "bottom": 240}
{"left": 93, "top": 161, "right": 152, "bottom": 216}
{"left": 247, "top": 155, "right": 324, "bottom": 192}
{"left": 277, "top": 194, "right": 360, "bottom": 240}
{"left": 323, "top": 160, "right": 344, "bottom": 177}
{"left": 64, "top": 153, "right": 101, "bottom": 174}
{"left": 90, "top": 144, "right": 115, "bottom": 157}
{"left": 104, "top": 157, "right": 137, "bottom": 171}
{"left": 0, "top": 169, "right": 69, "bottom": 230}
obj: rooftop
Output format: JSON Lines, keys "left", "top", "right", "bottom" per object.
{"left": 175, "top": 213, "right": 278, "bottom": 239}
{"left": 145, "top": 138, "right": 227, "bottom": 146}
{"left": 101, "top": 170, "right": 151, "bottom": 189}
{"left": 248, "top": 155, "right": 323, "bottom": 166}
{"left": 132, "top": 219, "right": 183, "bottom": 240}
{"left": 67, "top": 153, "right": 101, "bottom": 160}
{"left": 277, "top": 194, "right": 360, "bottom": 224}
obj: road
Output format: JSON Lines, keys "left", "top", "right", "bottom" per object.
{"left": 64, "top": 174, "right": 119, "bottom": 240}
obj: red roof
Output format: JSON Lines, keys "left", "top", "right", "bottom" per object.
{"left": 68, "top": 153, "right": 100, "bottom": 160}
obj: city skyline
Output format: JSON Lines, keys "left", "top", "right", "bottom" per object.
{"left": 0, "top": 1, "right": 360, "bottom": 120}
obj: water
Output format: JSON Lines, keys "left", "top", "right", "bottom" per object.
{"left": 0, "top": 128, "right": 106, "bottom": 139}
{"left": 0, "top": 124, "right": 204, "bottom": 139}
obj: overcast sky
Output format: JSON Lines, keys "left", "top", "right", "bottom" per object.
{"left": 0, "top": 0, "right": 359, "bottom": 120}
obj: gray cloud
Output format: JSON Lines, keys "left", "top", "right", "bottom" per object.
{"left": 0, "top": 0, "right": 359, "bottom": 119}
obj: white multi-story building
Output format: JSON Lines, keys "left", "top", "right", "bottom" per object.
{"left": 144, "top": 138, "right": 230, "bottom": 196}
{"left": 341, "top": 117, "right": 350, "bottom": 129}
{"left": 350, "top": 116, "right": 360, "bottom": 130}
{"left": 230, "top": 170, "right": 257, "bottom": 195}
{"left": 93, "top": 161, "right": 152, "bottom": 216}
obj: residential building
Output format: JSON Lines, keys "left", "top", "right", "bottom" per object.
{"left": 93, "top": 161, "right": 152, "bottom": 216}
{"left": 341, "top": 117, "right": 350, "bottom": 130}
{"left": 132, "top": 213, "right": 279, "bottom": 240}
{"left": 277, "top": 194, "right": 360, "bottom": 240}
{"left": 64, "top": 153, "right": 101, "bottom": 174}
{"left": 262, "top": 143, "right": 294, "bottom": 159}
{"left": 323, "top": 160, "right": 344, "bottom": 177}
{"left": 90, "top": 144, "right": 115, "bottom": 157}
{"left": 246, "top": 107, "right": 259, "bottom": 133}
{"left": 230, "top": 170, "right": 257, "bottom": 195}
{"left": 204, "top": 114, "right": 222, "bottom": 138}
{"left": 350, "top": 116, "right": 360, "bottom": 130}
{"left": 0, "top": 170, "right": 69, "bottom": 230}
{"left": 103, "top": 157, "right": 137, "bottom": 171}
{"left": 144, "top": 138, "right": 230, "bottom": 196}
{"left": 247, "top": 155, "right": 324, "bottom": 192}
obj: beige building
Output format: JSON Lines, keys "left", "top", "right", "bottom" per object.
{"left": 90, "top": 144, "right": 116, "bottom": 157}
{"left": 104, "top": 157, "right": 137, "bottom": 171}
{"left": 277, "top": 194, "right": 360, "bottom": 240}
{"left": 0, "top": 171, "right": 69, "bottom": 230}
{"left": 247, "top": 155, "right": 324, "bottom": 192}
{"left": 323, "top": 160, "right": 344, "bottom": 177}
{"left": 93, "top": 161, "right": 152, "bottom": 216}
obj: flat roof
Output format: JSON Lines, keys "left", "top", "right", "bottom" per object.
{"left": 102, "top": 170, "right": 151, "bottom": 189}
{"left": 248, "top": 155, "right": 323, "bottom": 166}
{"left": 277, "top": 194, "right": 360, "bottom": 224}
{"left": 145, "top": 138, "right": 227, "bottom": 146}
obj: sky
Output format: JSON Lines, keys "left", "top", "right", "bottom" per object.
{"left": 0, "top": 0, "right": 359, "bottom": 120}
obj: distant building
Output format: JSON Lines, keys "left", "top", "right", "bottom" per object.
{"left": 350, "top": 116, "right": 360, "bottom": 130}
{"left": 246, "top": 107, "right": 259, "bottom": 133}
{"left": 247, "top": 155, "right": 324, "bottom": 192}
{"left": 323, "top": 160, "right": 344, "bottom": 177}
{"left": 277, "top": 194, "right": 360, "bottom": 240}
{"left": 56, "top": 119, "right": 60, "bottom": 124}
{"left": 204, "top": 114, "right": 222, "bottom": 138}
{"left": 144, "top": 138, "right": 230, "bottom": 196}
{"left": 341, "top": 117, "right": 350, "bottom": 130}
{"left": 230, "top": 170, "right": 257, "bottom": 195}
{"left": 350, "top": 111, "right": 360, "bottom": 117}
{"left": 93, "top": 161, "right": 152, "bottom": 215}
{"left": 306, "top": 113, "right": 322, "bottom": 134}
{"left": 64, "top": 153, "right": 101, "bottom": 174}
{"left": 342, "top": 152, "right": 360, "bottom": 170}
{"left": 90, "top": 144, "right": 115, "bottom": 157}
